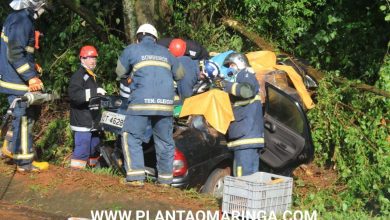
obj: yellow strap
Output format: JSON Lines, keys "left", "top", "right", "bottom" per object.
{"left": 86, "top": 69, "right": 96, "bottom": 81}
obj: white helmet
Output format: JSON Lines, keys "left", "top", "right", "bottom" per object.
{"left": 10, "top": 0, "right": 46, "bottom": 11}
{"left": 136, "top": 23, "right": 158, "bottom": 39}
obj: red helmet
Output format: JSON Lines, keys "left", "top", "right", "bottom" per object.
{"left": 79, "top": 45, "right": 98, "bottom": 58}
{"left": 168, "top": 38, "right": 186, "bottom": 57}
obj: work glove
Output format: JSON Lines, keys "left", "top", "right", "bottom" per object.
{"left": 213, "top": 77, "right": 225, "bottom": 90}
{"left": 120, "top": 76, "right": 132, "bottom": 86}
{"left": 28, "top": 77, "right": 44, "bottom": 92}
{"left": 97, "top": 87, "right": 107, "bottom": 95}
{"left": 35, "top": 64, "right": 43, "bottom": 75}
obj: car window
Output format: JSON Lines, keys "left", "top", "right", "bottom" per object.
{"left": 267, "top": 86, "right": 304, "bottom": 135}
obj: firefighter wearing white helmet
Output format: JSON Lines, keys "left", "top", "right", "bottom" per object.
{"left": 136, "top": 23, "right": 158, "bottom": 40}
{"left": 115, "top": 23, "right": 184, "bottom": 187}
{"left": 0, "top": 0, "right": 48, "bottom": 172}
{"left": 10, "top": 0, "right": 46, "bottom": 19}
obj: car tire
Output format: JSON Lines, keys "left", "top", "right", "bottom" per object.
{"left": 201, "top": 167, "right": 231, "bottom": 198}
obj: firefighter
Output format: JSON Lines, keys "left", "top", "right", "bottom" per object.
{"left": 158, "top": 37, "right": 209, "bottom": 60}
{"left": 116, "top": 23, "right": 184, "bottom": 187}
{"left": 68, "top": 46, "right": 106, "bottom": 169}
{"left": 168, "top": 38, "right": 221, "bottom": 101}
{"left": 216, "top": 52, "right": 265, "bottom": 176}
{"left": 0, "top": 0, "right": 47, "bottom": 172}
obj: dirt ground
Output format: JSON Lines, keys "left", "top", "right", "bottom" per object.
{"left": 0, "top": 159, "right": 338, "bottom": 220}
{"left": 0, "top": 159, "right": 218, "bottom": 219}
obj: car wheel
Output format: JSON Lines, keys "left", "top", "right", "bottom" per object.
{"left": 201, "top": 167, "right": 231, "bottom": 198}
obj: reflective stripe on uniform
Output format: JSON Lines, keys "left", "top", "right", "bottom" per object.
{"left": 0, "top": 80, "right": 29, "bottom": 91}
{"left": 25, "top": 46, "right": 34, "bottom": 53}
{"left": 120, "top": 90, "right": 130, "bottom": 98}
{"left": 128, "top": 104, "right": 173, "bottom": 112}
{"left": 132, "top": 60, "right": 171, "bottom": 72}
{"left": 21, "top": 116, "right": 28, "bottom": 155}
{"left": 70, "top": 159, "right": 87, "bottom": 169}
{"left": 231, "top": 83, "right": 238, "bottom": 96}
{"left": 158, "top": 174, "right": 173, "bottom": 179}
{"left": 70, "top": 126, "right": 91, "bottom": 132}
{"left": 122, "top": 132, "right": 132, "bottom": 171}
{"left": 120, "top": 83, "right": 130, "bottom": 92}
{"left": 126, "top": 170, "right": 145, "bottom": 176}
{"left": 85, "top": 89, "right": 91, "bottom": 101}
{"left": 1, "top": 32, "right": 8, "bottom": 43}
{"left": 16, "top": 63, "right": 30, "bottom": 74}
{"left": 227, "top": 138, "right": 265, "bottom": 148}
{"left": 174, "top": 95, "right": 180, "bottom": 101}
{"left": 88, "top": 157, "right": 99, "bottom": 166}
{"left": 13, "top": 152, "right": 34, "bottom": 160}
{"left": 233, "top": 95, "right": 261, "bottom": 107}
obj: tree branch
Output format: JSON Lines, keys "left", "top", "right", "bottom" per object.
{"left": 59, "top": 0, "right": 108, "bottom": 42}
{"left": 221, "top": 17, "right": 390, "bottom": 98}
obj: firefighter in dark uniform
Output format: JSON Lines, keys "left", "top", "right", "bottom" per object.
{"left": 157, "top": 37, "right": 209, "bottom": 60}
{"left": 68, "top": 46, "right": 106, "bottom": 169}
{"left": 0, "top": 0, "right": 47, "bottom": 172}
{"left": 217, "top": 52, "right": 265, "bottom": 176}
{"left": 168, "top": 39, "right": 221, "bottom": 102}
{"left": 116, "top": 23, "right": 184, "bottom": 186}
{"left": 168, "top": 38, "right": 200, "bottom": 103}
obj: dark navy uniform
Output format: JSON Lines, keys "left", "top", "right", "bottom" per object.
{"left": 0, "top": 9, "right": 39, "bottom": 162}
{"left": 116, "top": 36, "right": 184, "bottom": 184}
{"left": 157, "top": 37, "right": 209, "bottom": 60}
{"left": 223, "top": 67, "right": 264, "bottom": 176}
{"left": 176, "top": 56, "right": 200, "bottom": 103}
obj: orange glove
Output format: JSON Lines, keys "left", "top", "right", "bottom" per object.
{"left": 35, "top": 63, "right": 43, "bottom": 75}
{"left": 28, "top": 77, "right": 44, "bottom": 92}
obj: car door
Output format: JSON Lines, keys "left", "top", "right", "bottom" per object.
{"left": 260, "top": 83, "right": 314, "bottom": 170}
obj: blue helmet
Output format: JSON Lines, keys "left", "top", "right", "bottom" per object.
{"left": 203, "top": 60, "right": 220, "bottom": 79}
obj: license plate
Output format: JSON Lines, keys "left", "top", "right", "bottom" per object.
{"left": 100, "top": 111, "right": 125, "bottom": 128}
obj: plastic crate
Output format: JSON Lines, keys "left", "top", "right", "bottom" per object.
{"left": 222, "top": 172, "right": 293, "bottom": 219}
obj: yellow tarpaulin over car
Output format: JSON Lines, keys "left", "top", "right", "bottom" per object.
{"left": 179, "top": 89, "right": 234, "bottom": 134}
{"left": 245, "top": 51, "right": 315, "bottom": 109}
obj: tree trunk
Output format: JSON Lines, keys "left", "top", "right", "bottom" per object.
{"left": 222, "top": 17, "right": 390, "bottom": 98}
{"left": 121, "top": 0, "right": 137, "bottom": 43}
{"left": 60, "top": 0, "right": 108, "bottom": 42}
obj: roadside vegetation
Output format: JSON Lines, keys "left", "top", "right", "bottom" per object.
{"left": 0, "top": 0, "right": 388, "bottom": 218}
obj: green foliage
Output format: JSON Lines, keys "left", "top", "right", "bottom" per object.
{"left": 167, "top": 0, "right": 245, "bottom": 53}
{"left": 38, "top": 4, "right": 125, "bottom": 96}
{"left": 307, "top": 75, "right": 390, "bottom": 215}
{"left": 376, "top": 53, "right": 390, "bottom": 92}
{"left": 297, "top": 0, "right": 390, "bottom": 83}
{"left": 35, "top": 117, "right": 73, "bottom": 164}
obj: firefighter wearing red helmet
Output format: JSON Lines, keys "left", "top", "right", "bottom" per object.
{"left": 158, "top": 37, "right": 209, "bottom": 60}
{"left": 168, "top": 38, "right": 187, "bottom": 57}
{"left": 68, "top": 45, "right": 106, "bottom": 169}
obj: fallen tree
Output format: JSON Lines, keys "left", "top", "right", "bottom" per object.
{"left": 222, "top": 17, "right": 390, "bottom": 98}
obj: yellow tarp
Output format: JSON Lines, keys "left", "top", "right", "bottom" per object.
{"left": 274, "top": 65, "right": 315, "bottom": 109}
{"left": 179, "top": 89, "right": 234, "bottom": 134}
{"left": 245, "top": 51, "right": 315, "bottom": 109}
